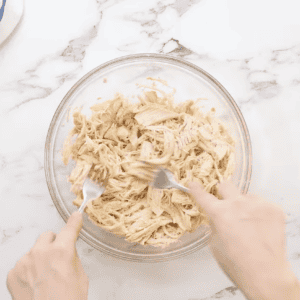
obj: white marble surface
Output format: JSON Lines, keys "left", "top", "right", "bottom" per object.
{"left": 1, "top": 0, "right": 300, "bottom": 299}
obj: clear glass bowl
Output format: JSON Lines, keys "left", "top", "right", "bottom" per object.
{"left": 45, "top": 54, "right": 252, "bottom": 262}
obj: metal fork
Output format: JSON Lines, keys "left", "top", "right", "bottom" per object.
{"left": 143, "top": 165, "right": 190, "bottom": 193}
{"left": 78, "top": 176, "right": 109, "bottom": 213}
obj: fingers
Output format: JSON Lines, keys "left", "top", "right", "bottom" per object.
{"left": 6, "top": 269, "right": 16, "bottom": 293}
{"left": 55, "top": 212, "right": 83, "bottom": 247}
{"left": 188, "top": 182, "right": 219, "bottom": 215}
{"left": 35, "top": 231, "right": 56, "bottom": 246}
{"left": 217, "top": 179, "right": 241, "bottom": 199}
{"left": 188, "top": 179, "right": 244, "bottom": 212}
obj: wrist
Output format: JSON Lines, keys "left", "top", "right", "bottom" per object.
{"left": 248, "top": 268, "right": 300, "bottom": 300}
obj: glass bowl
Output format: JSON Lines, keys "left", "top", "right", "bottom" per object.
{"left": 45, "top": 53, "right": 252, "bottom": 262}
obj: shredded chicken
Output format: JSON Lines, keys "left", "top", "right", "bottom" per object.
{"left": 62, "top": 77, "right": 236, "bottom": 248}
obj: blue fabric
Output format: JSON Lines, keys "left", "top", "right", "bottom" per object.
{"left": 0, "top": 0, "right": 7, "bottom": 22}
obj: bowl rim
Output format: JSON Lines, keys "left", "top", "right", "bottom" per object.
{"left": 45, "top": 53, "right": 252, "bottom": 262}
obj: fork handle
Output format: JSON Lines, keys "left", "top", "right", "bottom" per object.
{"left": 78, "top": 189, "right": 89, "bottom": 213}
{"left": 173, "top": 183, "right": 190, "bottom": 193}
{"left": 78, "top": 202, "right": 86, "bottom": 214}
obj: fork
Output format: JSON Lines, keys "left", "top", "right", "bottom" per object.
{"left": 143, "top": 165, "right": 190, "bottom": 193}
{"left": 78, "top": 175, "right": 109, "bottom": 213}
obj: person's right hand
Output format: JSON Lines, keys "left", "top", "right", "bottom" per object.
{"left": 188, "top": 180, "right": 300, "bottom": 300}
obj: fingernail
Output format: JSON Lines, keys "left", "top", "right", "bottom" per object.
{"left": 73, "top": 211, "right": 82, "bottom": 218}
{"left": 188, "top": 182, "right": 195, "bottom": 190}
{"left": 188, "top": 182, "right": 203, "bottom": 190}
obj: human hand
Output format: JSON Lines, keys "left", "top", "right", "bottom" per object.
{"left": 6, "top": 212, "right": 89, "bottom": 300}
{"left": 188, "top": 180, "right": 300, "bottom": 300}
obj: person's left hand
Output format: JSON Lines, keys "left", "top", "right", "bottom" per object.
{"left": 6, "top": 211, "right": 89, "bottom": 300}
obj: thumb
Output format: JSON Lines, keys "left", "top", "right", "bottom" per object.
{"left": 188, "top": 181, "right": 219, "bottom": 214}
{"left": 56, "top": 211, "right": 83, "bottom": 246}
{"left": 217, "top": 179, "right": 241, "bottom": 199}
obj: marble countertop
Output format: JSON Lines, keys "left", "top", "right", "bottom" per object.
{"left": 1, "top": 0, "right": 300, "bottom": 299}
